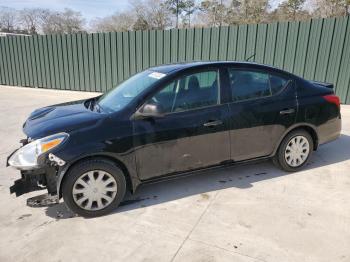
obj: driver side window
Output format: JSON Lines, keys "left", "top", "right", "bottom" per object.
{"left": 149, "top": 70, "right": 219, "bottom": 114}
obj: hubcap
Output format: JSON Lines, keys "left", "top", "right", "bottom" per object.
{"left": 72, "top": 170, "right": 118, "bottom": 211}
{"left": 285, "top": 135, "right": 310, "bottom": 167}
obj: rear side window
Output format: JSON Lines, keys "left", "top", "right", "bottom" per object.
{"left": 228, "top": 69, "right": 270, "bottom": 102}
{"left": 270, "top": 74, "right": 288, "bottom": 94}
{"left": 228, "top": 68, "right": 289, "bottom": 102}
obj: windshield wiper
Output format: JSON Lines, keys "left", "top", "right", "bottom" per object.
{"left": 86, "top": 98, "right": 102, "bottom": 113}
{"left": 94, "top": 102, "right": 102, "bottom": 113}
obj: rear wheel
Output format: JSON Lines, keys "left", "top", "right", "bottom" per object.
{"left": 62, "top": 158, "right": 126, "bottom": 217}
{"left": 273, "top": 130, "right": 313, "bottom": 172}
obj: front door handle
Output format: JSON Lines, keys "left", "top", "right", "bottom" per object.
{"left": 280, "top": 108, "right": 295, "bottom": 115}
{"left": 203, "top": 120, "right": 223, "bottom": 127}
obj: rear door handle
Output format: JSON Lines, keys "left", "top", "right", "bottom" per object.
{"left": 280, "top": 108, "right": 295, "bottom": 115}
{"left": 203, "top": 120, "right": 223, "bottom": 127}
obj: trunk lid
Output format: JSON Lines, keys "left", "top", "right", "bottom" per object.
{"left": 309, "top": 80, "right": 334, "bottom": 90}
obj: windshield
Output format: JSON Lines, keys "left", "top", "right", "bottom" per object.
{"left": 97, "top": 70, "right": 166, "bottom": 112}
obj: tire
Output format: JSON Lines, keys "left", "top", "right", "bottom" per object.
{"left": 62, "top": 158, "right": 126, "bottom": 217}
{"left": 273, "top": 129, "right": 314, "bottom": 172}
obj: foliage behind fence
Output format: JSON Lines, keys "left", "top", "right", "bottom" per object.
{"left": 0, "top": 16, "right": 350, "bottom": 103}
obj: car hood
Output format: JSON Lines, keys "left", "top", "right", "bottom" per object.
{"left": 23, "top": 98, "right": 105, "bottom": 139}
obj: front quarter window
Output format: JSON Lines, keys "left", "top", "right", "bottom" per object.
{"left": 98, "top": 70, "right": 165, "bottom": 113}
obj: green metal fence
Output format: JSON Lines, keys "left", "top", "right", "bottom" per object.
{"left": 1, "top": 16, "right": 350, "bottom": 103}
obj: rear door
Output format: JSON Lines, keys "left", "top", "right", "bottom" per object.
{"left": 133, "top": 68, "right": 231, "bottom": 180}
{"left": 225, "top": 67, "right": 297, "bottom": 161}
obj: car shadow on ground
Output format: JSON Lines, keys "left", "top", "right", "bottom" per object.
{"left": 45, "top": 134, "right": 350, "bottom": 219}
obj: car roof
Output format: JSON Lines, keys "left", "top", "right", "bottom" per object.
{"left": 149, "top": 61, "right": 292, "bottom": 76}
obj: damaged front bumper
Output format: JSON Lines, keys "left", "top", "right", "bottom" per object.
{"left": 9, "top": 166, "right": 57, "bottom": 197}
{"left": 9, "top": 167, "right": 60, "bottom": 207}
{"left": 7, "top": 144, "right": 65, "bottom": 207}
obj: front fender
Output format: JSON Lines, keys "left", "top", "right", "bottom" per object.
{"left": 56, "top": 151, "right": 140, "bottom": 198}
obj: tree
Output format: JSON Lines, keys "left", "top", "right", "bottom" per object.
{"left": 238, "top": 0, "right": 270, "bottom": 23}
{"left": 164, "top": 0, "right": 187, "bottom": 28}
{"left": 130, "top": 0, "right": 150, "bottom": 30}
{"left": 90, "top": 12, "right": 135, "bottom": 32}
{"left": 131, "top": 0, "right": 172, "bottom": 30}
{"left": 0, "top": 7, "right": 18, "bottom": 33}
{"left": 18, "top": 8, "right": 50, "bottom": 34}
{"left": 198, "top": 0, "right": 227, "bottom": 26}
{"left": 181, "top": 0, "right": 197, "bottom": 27}
{"left": 147, "top": 0, "right": 172, "bottom": 29}
{"left": 279, "top": 0, "right": 306, "bottom": 20}
{"left": 133, "top": 17, "right": 150, "bottom": 31}
{"left": 314, "top": 0, "right": 350, "bottom": 17}
{"left": 41, "top": 8, "right": 85, "bottom": 34}
{"left": 59, "top": 8, "right": 85, "bottom": 33}
{"left": 225, "top": 0, "right": 242, "bottom": 25}
{"left": 91, "top": 0, "right": 172, "bottom": 32}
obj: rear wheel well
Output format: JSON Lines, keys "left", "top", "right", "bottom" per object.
{"left": 302, "top": 126, "right": 318, "bottom": 150}
{"left": 282, "top": 126, "right": 318, "bottom": 151}
{"left": 59, "top": 155, "right": 132, "bottom": 198}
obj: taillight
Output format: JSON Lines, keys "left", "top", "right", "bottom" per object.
{"left": 323, "top": 94, "right": 340, "bottom": 109}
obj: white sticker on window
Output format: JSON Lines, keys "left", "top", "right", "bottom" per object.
{"left": 148, "top": 72, "right": 166, "bottom": 79}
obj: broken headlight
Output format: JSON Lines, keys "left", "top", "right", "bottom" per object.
{"left": 8, "top": 133, "right": 69, "bottom": 170}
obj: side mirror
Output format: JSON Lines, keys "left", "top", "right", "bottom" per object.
{"left": 133, "top": 102, "right": 165, "bottom": 120}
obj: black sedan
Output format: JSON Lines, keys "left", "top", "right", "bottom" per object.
{"left": 7, "top": 61, "right": 341, "bottom": 217}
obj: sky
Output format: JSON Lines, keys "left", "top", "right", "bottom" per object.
{"left": 1, "top": 0, "right": 288, "bottom": 22}
{"left": 0, "top": 0, "right": 131, "bottom": 20}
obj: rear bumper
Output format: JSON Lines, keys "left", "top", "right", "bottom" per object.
{"left": 318, "top": 117, "right": 342, "bottom": 145}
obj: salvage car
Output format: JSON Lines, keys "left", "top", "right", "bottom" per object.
{"left": 7, "top": 61, "right": 341, "bottom": 217}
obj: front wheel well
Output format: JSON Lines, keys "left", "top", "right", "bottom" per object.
{"left": 59, "top": 155, "right": 132, "bottom": 198}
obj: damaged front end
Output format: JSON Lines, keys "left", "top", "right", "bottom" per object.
{"left": 7, "top": 134, "right": 68, "bottom": 207}
{"left": 9, "top": 166, "right": 59, "bottom": 207}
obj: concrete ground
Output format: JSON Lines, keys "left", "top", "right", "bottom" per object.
{"left": 0, "top": 85, "right": 349, "bottom": 262}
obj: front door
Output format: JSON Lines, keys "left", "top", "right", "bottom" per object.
{"left": 132, "top": 69, "right": 231, "bottom": 180}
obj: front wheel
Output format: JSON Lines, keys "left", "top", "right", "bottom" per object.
{"left": 273, "top": 130, "right": 314, "bottom": 172}
{"left": 62, "top": 159, "right": 126, "bottom": 217}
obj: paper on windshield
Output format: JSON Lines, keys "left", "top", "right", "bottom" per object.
{"left": 148, "top": 72, "right": 166, "bottom": 79}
